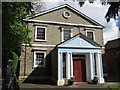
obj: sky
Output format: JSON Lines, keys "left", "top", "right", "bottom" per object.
{"left": 39, "top": 0, "right": 119, "bottom": 44}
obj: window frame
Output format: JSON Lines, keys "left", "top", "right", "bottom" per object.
{"left": 61, "top": 27, "right": 72, "bottom": 42}
{"left": 33, "top": 51, "right": 46, "bottom": 68}
{"left": 35, "top": 26, "right": 47, "bottom": 41}
{"left": 86, "top": 30, "right": 95, "bottom": 41}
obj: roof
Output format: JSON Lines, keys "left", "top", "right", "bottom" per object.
{"left": 105, "top": 38, "right": 120, "bottom": 49}
{"left": 56, "top": 32, "right": 102, "bottom": 48}
{"left": 26, "top": 4, "right": 104, "bottom": 28}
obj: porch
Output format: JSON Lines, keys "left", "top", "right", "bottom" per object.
{"left": 57, "top": 48, "right": 105, "bottom": 86}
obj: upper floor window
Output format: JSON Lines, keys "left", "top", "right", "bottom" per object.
{"left": 35, "top": 26, "right": 47, "bottom": 41}
{"left": 61, "top": 28, "right": 72, "bottom": 42}
{"left": 34, "top": 51, "right": 46, "bottom": 67}
{"left": 86, "top": 30, "right": 95, "bottom": 41}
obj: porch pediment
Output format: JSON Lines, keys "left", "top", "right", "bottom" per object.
{"left": 58, "top": 33, "right": 101, "bottom": 48}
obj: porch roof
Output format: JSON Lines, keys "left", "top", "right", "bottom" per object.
{"left": 56, "top": 33, "right": 102, "bottom": 49}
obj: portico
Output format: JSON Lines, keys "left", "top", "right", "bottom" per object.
{"left": 56, "top": 33, "right": 105, "bottom": 86}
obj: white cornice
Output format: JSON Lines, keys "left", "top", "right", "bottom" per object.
{"left": 23, "top": 19, "right": 103, "bottom": 29}
{"left": 22, "top": 44, "right": 56, "bottom": 47}
{"left": 22, "top": 44, "right": 103, "bottom": 49}
{"left": 27, "top": 4, "right": 104, "bottom": 27}
{"left": 58, "top": 46, "right": 101, "bottom": 49}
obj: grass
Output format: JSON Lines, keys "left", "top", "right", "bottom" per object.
{"left": 108, "top": 85, "right": 120, "bottom": 90}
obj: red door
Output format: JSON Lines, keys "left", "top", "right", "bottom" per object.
{"left": 73, "top": 59, "right": 86, "bottom": 82}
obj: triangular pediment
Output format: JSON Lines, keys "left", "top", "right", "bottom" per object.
{"left": 27, "top": 4, "right": 103, "bottom": 27}
{"left": 58, "top": 33, "right": 101, "bottom": 48}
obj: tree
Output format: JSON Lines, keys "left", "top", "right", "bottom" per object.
{"left": 105, "top": 2, "right": 120, "bottom": 22}
{"left": 2, "top": 2, "right": 34, "bottom": 78}
{"left": 33, "top": 0, "right": 46, "bottom": 13}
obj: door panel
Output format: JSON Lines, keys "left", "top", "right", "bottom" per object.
{"left": 73, "top": 59, "right": 86, "bottom": 82}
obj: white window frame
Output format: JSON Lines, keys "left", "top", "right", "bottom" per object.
{"left": 33, "top": 51, "right": 46, "bottom": 68}
{"left": 86, "top": 30, "right": 95, "bottom": 41}
{"left": 61, "top": 28, "right": 73, "bottom": 42}
{"left": 35, "top": 26, "right": 47, "bottom": 41}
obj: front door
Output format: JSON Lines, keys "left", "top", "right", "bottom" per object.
{"left": 73, "top": 54, "right": 86, "bottom": 82}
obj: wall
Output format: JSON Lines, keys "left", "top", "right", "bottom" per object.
{"left": 28, "top": 22, "right": 104, "bottom": 46}
{"left": 19, "top": 46, "right": 54, "bottom": 81}
{"left": 105, "top": 48, "right": 120, "bottom": 76}
{"left": 19, "top": 6, "right": 104, "bottom": 81}
{"left": 51, "top": 48, "right": 58, "bottom": 83}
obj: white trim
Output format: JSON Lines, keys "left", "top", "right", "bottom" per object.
{"left": 86, "top": 30, "right": 95, "bottom": 41}
{"left": 32, "top": 44, "right": 55, "bottom": 47}
{"left": 32, "top": 48, "right": 47, "bottom": 51}
{"left": 23, "top": 19, "right": 103, "bottom": 29}
{"left": 22, "top": 44, "right": 101, "bottom": 49}
{"left": 22, "top": 44, "right": 56, "bottom": 47}
{"left": 34, "top": 40, "right": 47, "bottom": 42}
{"left": 35, "top": 26, "right": 47, "bottom": 41}
{"left": 33, "top": 51, "right": 46, "bottom": 68}
{"left": 33, "top": 5, "right": 66, "bottom": 18}
{"left": 61, "top": 27, "right": 72, "bottom": 42}
{"left": 58, "top": 46, "right": 101, "bottom": 49}
{"left": 27, "top": 4, "right": 104, "bottom": 27}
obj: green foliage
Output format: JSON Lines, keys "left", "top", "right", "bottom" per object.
{"left": 108, "top": 85, "right": 120, "bottom": 89}
{"left": 11, "top": 52, "right": 18, "bottom": 76}
{"left": 2, "top": 2, "right": 34, "bottom": 77}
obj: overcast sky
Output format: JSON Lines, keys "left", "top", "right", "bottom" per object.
{"left": 41, "top": 0, "right": 119, "bottom": 44}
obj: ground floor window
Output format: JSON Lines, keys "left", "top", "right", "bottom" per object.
{"left": 33, "top": 51, "right": 46, "bottom": 67}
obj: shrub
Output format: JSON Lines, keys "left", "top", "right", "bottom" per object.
{"left": 11, "top": 52, "right": 18, "bottom": 76}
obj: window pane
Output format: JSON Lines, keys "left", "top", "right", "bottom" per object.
{"left": 64, "top": 30, "right": 71, "bottom": 40}
{"left": 87, "top": 32, "right": 93, "bottom": 40}
{"left": 36, "top": 28, "right": 45, "bottom": 40}
{"left": 35, "top": 53, "right": 44, "bottom": 66}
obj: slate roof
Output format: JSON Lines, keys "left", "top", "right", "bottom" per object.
{"left": 105, "top": 38, "right": 120, "bottom": 49}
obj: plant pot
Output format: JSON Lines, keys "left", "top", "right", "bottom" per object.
{"left": 68, "top": 80, "right": 74, "bottom": 85}
{"left": 92, "top": 80, "right": 98, "bottom": 84}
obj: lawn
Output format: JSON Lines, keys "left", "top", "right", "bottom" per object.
{"left": 108, "top": 85, "right": 120, "bottom": 90}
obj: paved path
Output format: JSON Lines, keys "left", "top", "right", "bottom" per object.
{"left": 19, "top": 81, "right": 119, "bottom": 89}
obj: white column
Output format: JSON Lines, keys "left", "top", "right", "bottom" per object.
{"left": 70, "top": 53, "right": 73, "bottom": 77}
{"left": 89, "top": 53, "right": 95, "bottom": 81}
{"left": 66, "top": 52, "right": 71, "bottom": 79}
{"left": 96, "top": 53, "right": 105, "bottom": 83}
{"left": 57, "top": 52, "right": 64, "bottom": 86}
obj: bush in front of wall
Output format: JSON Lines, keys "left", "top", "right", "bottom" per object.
{"left": 92, "top": 76, "right": 99, "bottom": 84}
{"left": 11, "top": 52, "right": 18, "bottom": 77}
{"left": 68, "top": 77, "right": 75, "bottom": 85}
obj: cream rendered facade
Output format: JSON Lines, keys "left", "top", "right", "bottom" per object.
{"left": 19, "top": 4, "right": 105, "bottom": 86}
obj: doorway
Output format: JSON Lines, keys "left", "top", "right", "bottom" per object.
{"left": 73, "top": 54, "right": 86, "bottom": 82}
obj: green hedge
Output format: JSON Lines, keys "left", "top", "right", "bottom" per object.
{"left": 11, "top": 52, "right": 18, "bottom": 76}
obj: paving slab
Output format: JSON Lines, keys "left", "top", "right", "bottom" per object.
{"left": 19, "top": 80, "right": 120, "bottom": 89}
